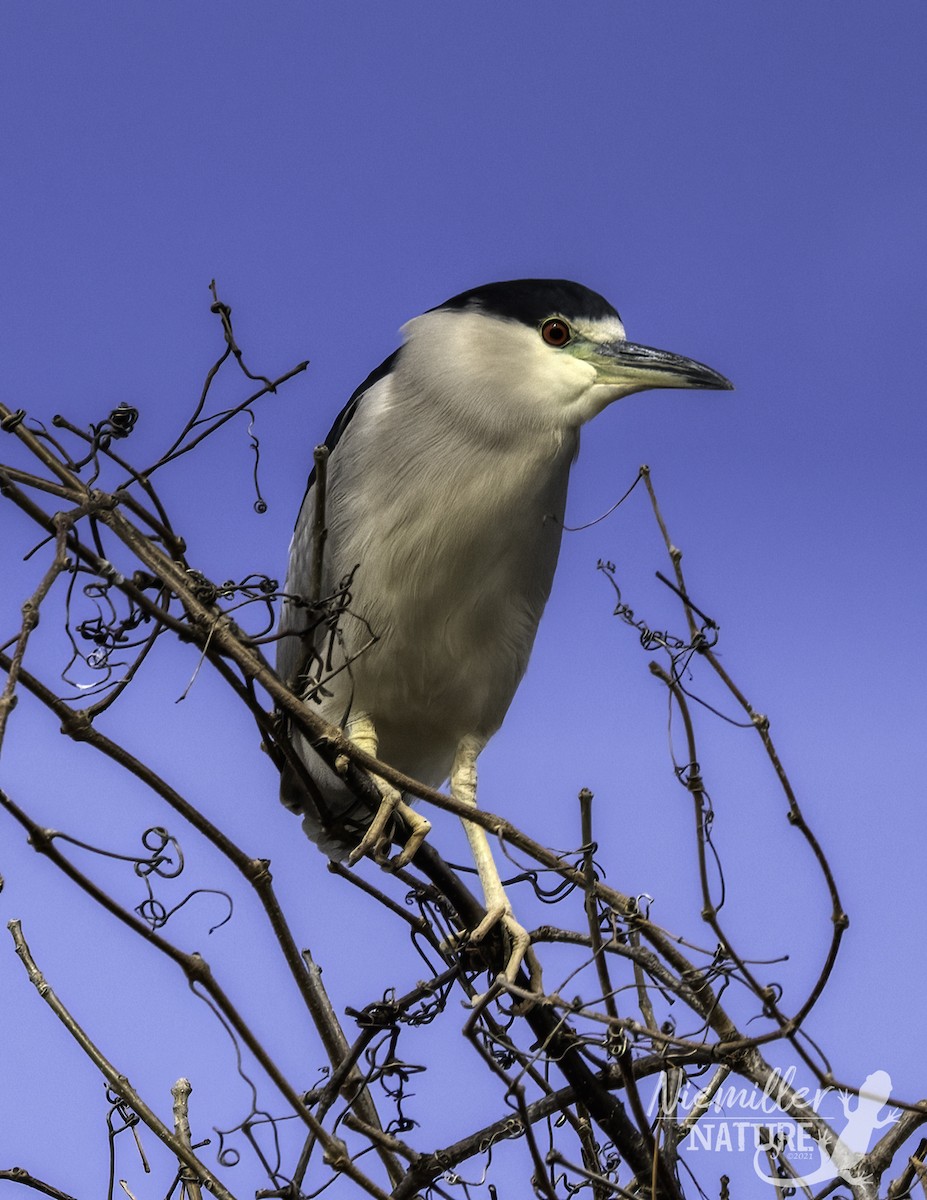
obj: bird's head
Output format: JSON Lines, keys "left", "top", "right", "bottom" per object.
{"left": 399, "top": 279, "right": 733, "bottom": 431}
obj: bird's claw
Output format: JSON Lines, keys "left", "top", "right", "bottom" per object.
{"left": 388, "top": 801, "right": 431, "bottom": 868}
{"left": 448, "top": 906, "right": 543, "bottom": 1005}
{"left": 348, "top": 789, "right": 431, "bottom": 869}
{"left": 347, "top": 784, "right": 399, "bottom": 865}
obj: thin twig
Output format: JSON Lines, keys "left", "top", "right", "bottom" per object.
{"left": 7, "top": 921, "right": 237, "bottom": 1200}
{"left": 171, "top": 1079, "right": 203, "bottom": 1200}
{"left": 0, "top": 511, "right": 74, "bottom": 748}
{"left": 1, "top": 799, "right": 390, "bottom": 1200}
{"left": 0, "top": 1169, "right": 79, "bottom": 1200}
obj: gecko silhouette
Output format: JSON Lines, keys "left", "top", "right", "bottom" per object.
{"left": 753, "top": 1070, "right": 896, "bottom": 1188}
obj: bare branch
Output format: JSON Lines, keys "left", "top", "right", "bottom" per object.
{"left": 0, "top": 1168, "right": 78, "bottom": 1200}
{"left": 7, "top": 920, "right": 237, "bottom": 1200}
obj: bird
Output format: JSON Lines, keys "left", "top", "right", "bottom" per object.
{"left": 276, "top": 278, "right": 732, "bottom": 989}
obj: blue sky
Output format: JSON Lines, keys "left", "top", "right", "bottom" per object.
{"left": 1, "top": 4, "right": 925, "bottom": 1196}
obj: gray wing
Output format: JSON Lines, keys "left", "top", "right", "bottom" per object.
{"left": 276, "top": 347, "right": 401, "bottom": 692}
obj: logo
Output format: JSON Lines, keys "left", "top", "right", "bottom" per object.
{"left": 649, "top": 1067, "right": 897, "bottom": 1188}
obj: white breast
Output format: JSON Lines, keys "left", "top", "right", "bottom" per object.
{"left": 280, "top": 364, "right": 578, "bottom": 790}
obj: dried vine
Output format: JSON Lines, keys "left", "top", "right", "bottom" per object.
{"left": 1, "top": 287, "right": 923, "bottom": 1200}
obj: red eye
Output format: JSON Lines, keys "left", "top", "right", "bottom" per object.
{"left": 541, "top": 317, "right": 571, "bottom": 347}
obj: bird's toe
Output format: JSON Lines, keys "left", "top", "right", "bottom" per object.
{"left": 388, "top": 802, "right": 432, "bottom": 869}
{"left": 346, "top": 784, "right": 401, "bottom": 865}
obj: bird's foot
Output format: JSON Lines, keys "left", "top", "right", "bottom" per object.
{"left": 347, "top": 781, "right": 402, "bottom": 865}
{"left": 464, "top": 904, "right": 544, "bottom": 1003}
{"left": 389, "top": 800, "right": 431, "bottom": 868}
{"left": 341, "top": 713, "right": 430, "bottom": 867}
{"left": 347, "top": 787, "right": 431, "bottom": 869}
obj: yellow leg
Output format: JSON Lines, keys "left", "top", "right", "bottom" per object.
{"left": 343, "top": 714, "right": 431, "bottom": 867}
{"left": 452, "top": 735, "right": 542, "bottom": 992}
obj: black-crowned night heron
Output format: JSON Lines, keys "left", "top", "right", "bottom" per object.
{"left": 277, "top": 279, "right": 732, "bottom": 987}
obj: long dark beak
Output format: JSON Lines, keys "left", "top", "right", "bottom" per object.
{"left": 591, "top": 339, "right": 734, "bottom": 392}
